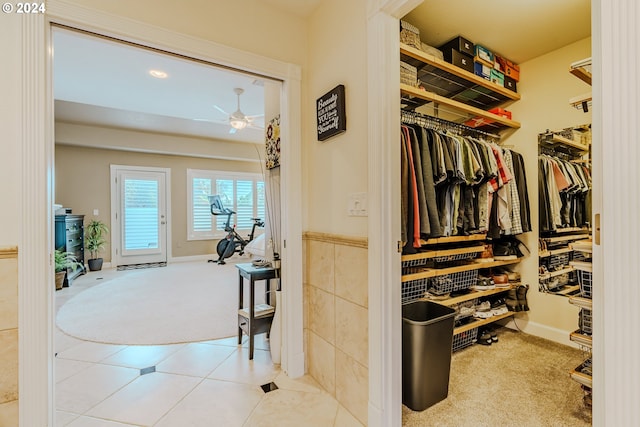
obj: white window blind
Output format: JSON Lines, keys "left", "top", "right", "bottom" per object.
{"left": 123, "top": 178, "right": 159, "bottom": 250}
{"left": 187, "top": 169, "right": 265, "bottom": 240}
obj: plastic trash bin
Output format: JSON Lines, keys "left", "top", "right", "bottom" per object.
{"left": 402, "top": 300, "right": 456, "bottom": 411}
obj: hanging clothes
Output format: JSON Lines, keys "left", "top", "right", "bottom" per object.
{"left": 400, "top": 114, "right": 531, "bottom": 252}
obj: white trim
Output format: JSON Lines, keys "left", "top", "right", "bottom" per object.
{"left": 366, "top": 1, "right": 423, "bottom": 426}
{"left": 22, "top": 1, "right": 304, "bottom": 423}
{"left": 19, "top": 13, "right": 54, "bottom": 427}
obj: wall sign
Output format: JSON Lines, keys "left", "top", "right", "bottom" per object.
{"left": 316, "top": 84, "right": 346, "bottom": 141}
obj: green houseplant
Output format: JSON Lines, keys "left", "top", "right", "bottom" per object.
{"left": 54, "top": 249, "right": 82, "bottom": 290}
{"left": 85, "top": 219, "right": 109, "bottom": 271}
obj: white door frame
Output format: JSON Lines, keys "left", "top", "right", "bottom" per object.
{"left": 110, "top": 165, "right": 171, "bottom": 267}
{"left": 20, "top": 2, "right": 304, "bottom": 425}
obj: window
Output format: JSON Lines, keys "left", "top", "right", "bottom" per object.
{"left": 188, "top": 169, "right": 265, "bottom": 240}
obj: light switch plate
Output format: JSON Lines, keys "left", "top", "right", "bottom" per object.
{"left": 348, "top": 192, "right": 368, "bottom": 216}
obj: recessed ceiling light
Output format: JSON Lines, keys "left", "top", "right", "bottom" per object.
{"left": 149, "top": 69, "right": 168, "bottom": 79}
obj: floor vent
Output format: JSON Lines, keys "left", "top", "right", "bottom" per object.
{"left": 260, "top": 382, "right": 279, "bottom": 393}
{"left": 140, "top": 366, "right": 156, "bottom": 376}
{"left": 117, "top": 262, "right": 167, "bottom": 271}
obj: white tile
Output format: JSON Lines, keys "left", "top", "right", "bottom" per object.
{"left": 55, "top": 357, "right": 93, "bottom": 383}
{"left": 56, "top": 341, "right": 126, "bottom": 363}
{"left": 100, "top": 344, "right": 184, "bottom": 369}
{"left": 86, "top": 372, "right": 200, "bottom": 426}
{"left": 207, "top": 347, "right": 278, "bottom": 386}
{"left": 335, "top": 405, "right": 365, "bottom": 427}
{"left": 55, "top": 364, "right": 139, "bottom": 414}
{"left": 272, "top": 373, "right": 323, "bottom": 394}
{"left": 156, "top": 342, "right": 236, "bottom": 377}
{"left": 202, "top": 333, "right": 270, "bottom": 351}
{"left": 66, "top": 415, "right": 139, "bottom": 426}
{"left": 55, "top": 410, "right": 80, "bottom": 426}
{"left": 244, "top": 388, "right": 339, "bottom": 427}
{"left": 55, "top": 329, "right": 87, "bottom": 354}
{"left": 155, "top": 379, "right": 263, "bottom": 427}
{"left": 200, "top": 335, "right": 244, "bottom": 347}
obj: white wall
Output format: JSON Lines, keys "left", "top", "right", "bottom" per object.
{"left": 306, "top": 0, "right": 369, "bottom": 237}
{"left": 508, "top": 37, "right": 592, "bottom": 342}
{"left": 0, "top": 14, "right": 22, "bottom": 246}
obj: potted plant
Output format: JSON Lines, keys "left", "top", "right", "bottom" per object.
{"left": 54, "top": 249, "right": 82, "bottom": 290}
{"left": 85, "top": 219, "right": 109, "bottom": 271}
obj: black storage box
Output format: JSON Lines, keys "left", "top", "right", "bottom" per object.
{"left": 442, "top": 48, "right": 474, "bottom": 73}
{"left": 504, "top": 75, "right": 517, "bottom": 92}
{"left": 439, "top": 36, "right": 474, "bottom": 57}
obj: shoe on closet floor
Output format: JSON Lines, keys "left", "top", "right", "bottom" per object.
{"left": 477, "top": 328, "right": 492, "bottom": 346}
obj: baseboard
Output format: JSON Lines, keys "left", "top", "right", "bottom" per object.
{"left": 168, "top": 254, "right": 216, "bottom": 263}
{"left": 500, "top": 316, "right": 579, "bottom": 348}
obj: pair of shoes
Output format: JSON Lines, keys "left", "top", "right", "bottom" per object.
{"left": 517, "top": 284, "right": 530, "bottom": 311}
{"left": 477, "top": 328, "right": 493, "bottom": 345}
{"left": 474, "top": 276, "right": 495, "bottom": 290}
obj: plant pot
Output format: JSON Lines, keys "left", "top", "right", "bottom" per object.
{"left": 55, "top": 271, "right": 66, "bottom": 290}
{"left": 88, "top": 258, "right": 103, "bottom": 271}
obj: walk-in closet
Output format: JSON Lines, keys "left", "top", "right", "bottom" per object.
{"left": 397, "top": 1, "right": 593, "bottom": 425}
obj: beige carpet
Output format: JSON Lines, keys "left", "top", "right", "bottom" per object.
{"left": 403, "top": 327, "right": 592, "bottom": 426}
{"left": 56, "top": 259, "right": 267, "bottom": 345}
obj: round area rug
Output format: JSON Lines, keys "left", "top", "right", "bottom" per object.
{"left": 56, "top": 261, "right": 261, "bottom": 345}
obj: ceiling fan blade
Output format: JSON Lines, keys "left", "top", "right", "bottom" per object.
{"left": 246, "top": 114, "right": 264, "bottom": 120}
{"left": 228, "top": 127, "right": 237, "bottom": 134}
{"left": 213, "top": 105, "right": 230, "bottom": 116}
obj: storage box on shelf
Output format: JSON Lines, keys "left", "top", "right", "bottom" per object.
{"left": 400, "top": 43, "right": 521, "bottom": 131}
{"left": 538, "top": 230, "right": 591, "bottom": 297}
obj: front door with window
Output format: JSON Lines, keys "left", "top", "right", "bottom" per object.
{"left": 111, "top": 166, "right": 169, "bottom": 266}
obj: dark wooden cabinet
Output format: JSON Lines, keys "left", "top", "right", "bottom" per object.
{"left": 55, "top": 214, "right": 85, "bottom": 286}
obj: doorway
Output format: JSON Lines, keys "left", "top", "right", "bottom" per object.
{"left": 17, "top": 4, "right": 304, "bottom": 424}
{"left": 111, "top": 166, "right": 169, "bottom": 267}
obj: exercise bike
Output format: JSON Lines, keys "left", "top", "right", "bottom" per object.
{"left": 208, "top": 195, "right": 264, "bottom": 265}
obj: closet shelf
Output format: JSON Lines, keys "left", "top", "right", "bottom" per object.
{"left": 570, "top": 68, "right": 592, "bottom": 85}
{"left": 570, "top": 360, "right": 593, "bottom": 388}
{"left": 541, "top": 234, "right": 590, "bottom": 244}
{"left": 541, "top": 134, "right": 589, "bottom": 154}
{"left": 539, "top": 266, "right": 574, "bottom": 281}
{"left": 436, "top": 284, "right": 517, "bottom": 307}
{"left": 453, "top": 311, "right": 514, "bottom": 335}
{"left": 401, "top": 84, "right": 522, "bottom": 130}
{"left": 569, "top": 295, "right": 593, "bottom": 310}
{"left": 570, "top": 329, "right": 593, "bottom": 348}
{"left": 423, "top": 234, "right": 487, "bottom": 245}
{"left": 539, "top": 247, "right": 573, "bottom": 258}
{"left": 402, "top": 245, "right": 486, "bottom": 263}
{"left": 402, "top": 258, "right": 521, "bottom": 283}
{"left": 400, "top": 43, "right": 520, "bottom": 108}
{"left": 551, "top": 284, "right": 580, "bottom": 296}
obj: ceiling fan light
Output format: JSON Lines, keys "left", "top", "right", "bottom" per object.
{"left": 230, "top": 118, "right": 248, "bottom": 130}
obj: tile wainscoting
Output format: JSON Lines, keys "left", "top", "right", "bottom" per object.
{"left": 303, "top": 232, "right": 368, "bottom": 425}
{"left": 0, "top": 247, "right": 18, "bottom": 426}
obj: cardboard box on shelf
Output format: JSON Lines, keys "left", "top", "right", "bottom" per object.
{"left": 490, "top": 68, "right": 505, "bottom": 87}
{"left": 463, "top": 107, "right": 512, "bottom": 129}
{"left": 439, "top": 35, "right": 475, "bottom": 57}
{"left": 442, "top": 48, "right": 474, "bottom": 73}
{"left": 474, "top": 62, "right": 491, "bottom": 80}
{"left": 495, "top": 55, "right": 520, "bottom": 81}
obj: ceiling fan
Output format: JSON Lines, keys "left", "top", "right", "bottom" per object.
{"left": 212, "top": 87, "right": 264, "bottom": 134}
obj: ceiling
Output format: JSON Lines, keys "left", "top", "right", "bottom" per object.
{"left": 53, "top": 1, "right": 591, "bottom": 147}
{"left": 53, "top": 28, "right": 271, "bottom": 144}
{"left": 404, "top": 0, "right": 591, "bottom": 64}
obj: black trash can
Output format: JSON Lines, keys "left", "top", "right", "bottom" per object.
{"left": 402, "top": 300, "right": 456, "bottom": 411}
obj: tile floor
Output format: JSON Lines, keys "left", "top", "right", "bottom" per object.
{"left": 55, "top": 267, "right": 364, "bottom": 427}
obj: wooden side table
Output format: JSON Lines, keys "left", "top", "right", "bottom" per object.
{"left": 236, "top": 263, "right": 279, "bottom": 360}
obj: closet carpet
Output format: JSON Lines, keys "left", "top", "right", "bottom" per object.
{"left": 402, "top": 327, "right": 592, "bottom": 427}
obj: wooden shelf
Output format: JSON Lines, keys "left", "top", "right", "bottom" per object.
{"left": 541, "top": 234, "right": 590, "bottom": 244}
{"left": 547, "top": 134, "right": 589, "bottom": 153}
{"left": 552, "top": 284, "right": 580, "bottom": 296}
{"left": 569, "top": 295, "right": 593, "bottom": 310}
{"left": 402, "top": 245, "right": 485, "bottom": 263}
{"left": 539, "top": 266, "right": 574, "bottom": 281}
{"left": 570, "top": 66, "right": 592, "bottom": 86}
{"left": 454, "top": 311, "right": 514, "bottom": 335}
{"left": 423, "top": 234, "right": 487, "bottom": 245}
{"left": 570, "top": 360, "right": 593, "bottom": 388}
{"left": 400, "top": 43, "right": 520, "bottom": 109}
{"left": 539, "top": 247, "right": 573, "bottom": 258}
{"left": 402, "top": 258, "right": 521, "bottom": 283}
{"left": 570, "top": 329, "right": 593, "bottom": 348}
{"left": 437, "top": 285, "right": 516, "bottom": 307}
{"left": 401, "top": 84, "right": 521, "bottom": 130}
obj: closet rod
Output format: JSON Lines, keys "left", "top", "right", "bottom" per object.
{"left": 400, "top": 110, "right": 500, "bottom": 140}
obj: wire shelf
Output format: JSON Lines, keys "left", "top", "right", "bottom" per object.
{"left": 452, "top": 327, "right": 478, "bottom": 352}
{"left": 428, "top": 269, "right": 479, "bottom": 295}
{"left": 579, "top": 308, "right": 592, "bottom": 335}
{"left": 401, "top": 277, "right": 428, "bottom": 305}
{"left": 577, "top": 269, "right": 593, "bottom": 298}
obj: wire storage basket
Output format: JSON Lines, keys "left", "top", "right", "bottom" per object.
{"left": 452, "top": 327, "right": 478, "bottom": 352}
{"left": 428, "top": 269, "right": 479, "bottom": 295}
{"left": 572, "top": 261, "right": 593, "bottom": 299}
{"left": 545, "top": 252, "right": 570, "bottom": 270}
{"left": 579, "top": 308, "right": 592, "bottom": 335}
{"left": 401, "top": 277, "right": 429, "bottom": 305}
